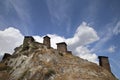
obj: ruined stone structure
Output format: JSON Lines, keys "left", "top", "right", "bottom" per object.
{"left": 22, "top": 36, "right": 112, "bottom": 73}
{"left": 43, "top": 36, "right": 51, "bottom": 48}
{"left": 2, "top": 53, "right": 11, "bottom": 60}
{"left": 56, "top": 42, "right": 67, "bottom": 52}
{"left": 0, "top": 35, "right": 117, "bottom": 80}
{"left": 23, "top": 36, "right": 35, "bottom": 50}
{"left": 98, "top": 56, "right": 111, "bottom": 72}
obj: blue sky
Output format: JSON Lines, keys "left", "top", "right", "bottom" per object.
{"left": 0, "top": 0, "right": 120, "bottom": 79}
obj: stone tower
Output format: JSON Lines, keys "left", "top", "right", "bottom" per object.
{"left": 43, "top": 36, "right": 51, "bottom": 48}
{"left": 23, "top": 36, "right": 35, "bottom": 50}
{"left": 98, "top": 56, "right": 111, "bottom": 72}
{"left": 56, "top": 42, "right": 67, "bottom": 52}
{"left": 2, "top": 53, "right": 11, "bottom": 60}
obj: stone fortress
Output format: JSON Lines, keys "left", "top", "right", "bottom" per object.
{"left": 1, "top": 35, "right": 117, "bottom": 80}
{"left": 3, "top": 35, "right": 111, "bottom": 73}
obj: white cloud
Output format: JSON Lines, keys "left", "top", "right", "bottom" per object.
{"left": 66, "top": 22, "right": 99, "bottom": 63}
{"left": 108, "top": 46, "right": 116, "bottom": 53}
{"left": 0, "top": 0, "right": 31, "bottom": 35}
{"left": 113, "top": 21, "right": 120, "bottom": 35}
{"left": 66, "top": 22, "right": 99, "bottom": 46}
{"left": 91, "top": 20, "right": 120, "bottom": 53}
{"left": 8, "top": 0, "right": 31, "bottom": 35}
{"left": 46, "top": 0, "right": 70, "bottom": 23}
{"left": 0, "top": 27, "right": 24, "bottom": 59}
{"left": 33, "top": 36, "right": 43, "bottom": 43}
{"left": 9, "top": 0, "right": 31, "bottom": 23}
{"left": 46, "top": 0, "right": 72, "bottom": 33}
{"left": 0, "top": 22, "right": 99, "bottom": 63}
{"left": 75, "top": 46, "right": 98, "bottom": 64}
{"left": 91, "top": 30, "right": 112, "bottom": 53}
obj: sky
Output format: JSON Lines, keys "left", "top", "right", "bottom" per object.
{"left": 0, "top": 0, "right": 120, "bottom": 79}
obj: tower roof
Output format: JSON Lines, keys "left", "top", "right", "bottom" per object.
{"left": 43, "top": 36, "right": 50, "bottom": 39}
{"left": 56, "top": 42, "right": 67, "bottom": 45}
{"left": 98, "top": 56, "right": 108, "bottom": 58}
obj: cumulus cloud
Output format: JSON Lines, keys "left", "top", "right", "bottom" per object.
{"left": 0, "top": 22, "right": 99, "bottom": 63}
{"left": 75, "top": 46, "right": 98, "bottom": 63}
{"left": 0, "top": 27, "right": 24, "bottom": 60}
{"left": 66, "top": 22, "right": 99, "bottom": 63}
{"left": 108, "top": 46, "right": 116, "bottom": 53}
{"left": 66, "top": 22, "right": 99, "bottom": 48}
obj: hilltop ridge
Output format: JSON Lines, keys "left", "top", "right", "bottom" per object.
{"left": 0, "top": 36, "right": 117, "bottom": 80}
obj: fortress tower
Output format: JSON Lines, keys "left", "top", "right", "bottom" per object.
{"left": 56, "top": 42, "right": 67, "bottom": 52}
{"left": 2, "top": 53, "right": 11, "bottom": 60}
{"left": 98, "top": 56, "right": 111, "bottom": 72}
{"left": 43, "top": 36, "right": 51, "bottom": 48}
{"left": 23, "top": 36, "right": 35, "bottom": 50}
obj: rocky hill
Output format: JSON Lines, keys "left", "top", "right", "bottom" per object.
{"left": 0, "top": 36, "right": 117, "bottom": 80}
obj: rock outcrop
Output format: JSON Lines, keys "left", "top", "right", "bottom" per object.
{"left": 0, "top": 36, "right": 117, "bottom": 80}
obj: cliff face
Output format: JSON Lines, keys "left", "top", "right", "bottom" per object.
{"left": 0, "top": 36, "right": 117, "bottom": 80}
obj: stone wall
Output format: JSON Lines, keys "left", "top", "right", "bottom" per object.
{"left": 98, "top": 56, "right": 111, "bottom": 72}
{"left": 56, "top": 42, "right": 67, "bottom": 52}
{"left": 43, "top": 36, "right": 51, "bottom": 48}
{"left": 23, "top": 36, "right": 35, "bottom": 50}
{"left": 2, "top": 53, "right": 11, "bottom": 60}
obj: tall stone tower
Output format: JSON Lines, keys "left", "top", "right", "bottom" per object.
{"left": 56, "top": 42, "right": 67, "bottom": 52}
{"left": 23, "top": 36, "right": 35, "bottom": 50}
{"left": 98, "top": 56, "right": 111, "bottom": 72}
{"left": 43, "top": 36, "right": 51, "bottom": 48}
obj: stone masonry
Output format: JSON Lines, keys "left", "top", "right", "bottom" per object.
{"left": 2, "top": 53, "right": 11, "bottom": 60}
{"left": 56, "top": 42, "right": 67, "bottom": 52}
{"left": 43, "top": 36, "right": 51, "bottom": 48}
{"left": 98, "top": 56, "right": 111, "bottom": 72}
{"left": 23, "top": 36, "right": 35, "bottom": 50}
